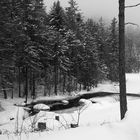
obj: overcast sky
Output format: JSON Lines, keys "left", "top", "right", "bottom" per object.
{"left": 44, "top": 0, "right": 140, "bottom": 25}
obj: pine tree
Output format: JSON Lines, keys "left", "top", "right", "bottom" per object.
{"left": 79, "top": 21, "right": 99, "bottom": 89}
{"left": 107, "top": 18, "right": 119, "bottom": 81}
{"left": 65, "top": 0, "right": 80, "bottom": 31}
{"left": 64, "top": 29, "right": 82, "bottom": 91}
{"left": 1, "top": 0, "right": 49, "bottom": 99}
{"left": 0, "top": 0, "right": 16, "bottom": 98}
{"left": 13, "top": 0, "right": 48, "bottom": 100}
{"left": 86, "top": 18, "right": 108, "bottom": 81}
{"left": 48, "top": 1, "right": 69, "bottom": 95}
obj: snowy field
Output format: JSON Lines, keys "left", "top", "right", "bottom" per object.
{"left": 0, "top": 73, "right": 140, "bottom": 140}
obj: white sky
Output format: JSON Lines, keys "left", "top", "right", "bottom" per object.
{"left": 44, "top": 0, "right": 140, "bottom": 25}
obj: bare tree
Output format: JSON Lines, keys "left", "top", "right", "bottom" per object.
{"left": 118, "top": 0, "right": 140, "bottom": 120}
{"left": 119, "top": 0, "right": 127, "bottom": 120}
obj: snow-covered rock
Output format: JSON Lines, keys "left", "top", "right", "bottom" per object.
{"left": 79, "top": 99, "right": 92, "bottom": 106}
{"left": 61, "top": 100, "right": 69, "bottom": 105}
{"left": 33, "top": 104, "right": 50, "bottom": 110}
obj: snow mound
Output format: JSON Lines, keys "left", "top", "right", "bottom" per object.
{"left": 18, "top": 100, "right": 140, "bottom": 140}
{"left": 79, "top": 99, "right": 92, "bottom": 106}
{"left": 61, "top": 100, "right": 69, "bottom": 105}
{"left": 33, "top": 104, "right": 50, "bottom": 110}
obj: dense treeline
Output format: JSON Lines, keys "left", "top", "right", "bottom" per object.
{"left": 125, "top": 26, "right": 140, "bottom": 73}
{"left": 0, "top": 0, "right": 138, "bottom": 99}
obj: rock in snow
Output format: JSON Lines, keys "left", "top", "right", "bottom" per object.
{"left": 33, "top": 104, "right": 50, "bottom": 110}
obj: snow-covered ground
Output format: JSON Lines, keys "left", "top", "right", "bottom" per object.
{"left": 0, "top": 73, "right": 140, "bottom": 140}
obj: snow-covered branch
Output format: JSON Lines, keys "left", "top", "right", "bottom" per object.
{"left": 125, "top": 22, "right": 139, "bottom": 27}
{"left": 125, "top": 3, "right": 140, "bottom": 8}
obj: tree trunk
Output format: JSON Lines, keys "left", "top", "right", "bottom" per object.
{"left": 59, "top": 69, "right": 62, "bottom": 92}
{"left": 54, "top": 43, "right": 58, "bottom": 96}
{"left": 74, "top": 79, "right": 78, "bottom": 91}
{"left": 44, "top": 68, "right": 48, "bottom": 96}
{"left": 11, "top": 88, "right": 13, "bottom": 99}
{"left": 18, "top": 67, "right": 21, "bottom": 97}
{"left": 119, "top": 0, "right": 127, "bottom": 120}
{"left": 54, "top": 67, "right": 58, "bottom": 95}
{"left": 63, "top": 73, "right": 66, "bottom": 94}
{"left": 29, "top": 68, "right": 32, "bottom": 94}
{"left": 25, "top": 66, "right": 28, "bottom": 103}
{"left": 80, "top": 83, "right": 82, "bottom": 91}
{"left": 67, "top": 72, "right": 72, "bottom": 94}
{"left": 1, "top": 75, "right": 7, "bottom": 99}
{"left": 2, "top": 86, "right": 7, "bottom": 99}
{"left": 32, "top": 71, "right": 35, "bottom": 99}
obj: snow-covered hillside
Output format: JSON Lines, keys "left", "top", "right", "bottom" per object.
{"left": 0, "top": 73, "right": 140, "bottom": 140}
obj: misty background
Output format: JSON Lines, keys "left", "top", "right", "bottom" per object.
{"left": 45, "top": 0, "right": 140, "bottom": 26}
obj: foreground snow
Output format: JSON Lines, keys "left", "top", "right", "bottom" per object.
{"left": 1, "top": 99, "right": 140, "bottom": 140}
{"left": 0, "top": 73, "right": 140, "bottom": 140}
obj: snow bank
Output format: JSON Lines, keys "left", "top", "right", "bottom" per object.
{"left": 0, "top": 100, "right": 139, "bottom": 140}
{"left": 79, "top": 73, "right": 140, "bottom": 94}
{"left": 126, "top": 73, "right": 140, "bottom": 93}
{"left": 0, "top": 99, "right": 140, "bottom": 140}
{"left": 1, "top": 73, "right": 140, "bottom": 140}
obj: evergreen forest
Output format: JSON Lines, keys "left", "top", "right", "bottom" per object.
{"left": 0, "top": 0, "right": 139, "bottom": 100}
